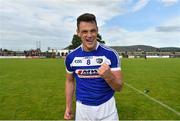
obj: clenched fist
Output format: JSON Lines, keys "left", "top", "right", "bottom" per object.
{"left": 97, "top": 63, "right": 123, "bottom": 91}
{"left": 97, "top": 63, "right": 113, "bottom": 80}
{"left": 64, "top": 108, "right": 73, "bottom": 120}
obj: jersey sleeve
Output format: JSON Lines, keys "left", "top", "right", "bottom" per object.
{"left": 110, "top": 50, "right": 121, "bottom": 71}
{"left": 65, "top": 54, "right": 73, "bottom": 74}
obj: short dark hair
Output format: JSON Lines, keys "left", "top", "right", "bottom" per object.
{"left": 77, "top": 13, "right": 97, "bottom": 29}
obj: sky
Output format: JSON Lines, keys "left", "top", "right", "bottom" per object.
{"left": 0, "top": 0, "right": 180, "bottom": 51}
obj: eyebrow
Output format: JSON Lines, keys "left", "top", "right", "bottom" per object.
{"left": 81, "top": 29, "right": 97, "bottom": 33}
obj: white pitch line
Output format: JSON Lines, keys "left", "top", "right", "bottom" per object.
{"left": 124, "top": 82, "right": 180, "bottom": 116}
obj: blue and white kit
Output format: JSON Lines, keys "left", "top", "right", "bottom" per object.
{"left": 65, "top": 42, "right": 121, "bottom": 106}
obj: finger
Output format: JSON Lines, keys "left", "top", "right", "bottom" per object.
{"left": 102, "top": 63, "right": 108, "bottom": 67}
{"left": 103, "top": 63, "right": 111, "bottom": 70}
{"left": 100, "top": 64, "right": 107, "bottom": 69}
{"left": 99, "top": 66, "right": 108, "bottom": 73}
{"left": 64, "top": 116, "right": 69, "bottom": 120}
{"left": 64, "top": 113, "right": 70, "bottom": 120}
{"left": 98, "top": 67, "right": 104, "bottom": 74}
{"left": 70, "top": 114, "right": 74, "bottom": 119}
{"left": 101, "top": 63, "right": 110, "bottom": 70}
{"left": 97, "top": 68, "right": 101, "bottom": 75}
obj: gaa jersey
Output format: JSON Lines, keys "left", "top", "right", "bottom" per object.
{"left": 65, "top": 42, "right": 121, "bottom": 106}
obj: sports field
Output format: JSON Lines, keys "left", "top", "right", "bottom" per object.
{"left": 0, "top": 58, "right": 179, "bottom": 120}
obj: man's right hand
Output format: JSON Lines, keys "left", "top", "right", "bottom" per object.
{"left": 64, "top": 108, "right": 73, "bottom": 120}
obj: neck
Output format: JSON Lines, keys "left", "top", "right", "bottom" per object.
{"left": 83, "top": 42, "right": 98, "bottom": 52}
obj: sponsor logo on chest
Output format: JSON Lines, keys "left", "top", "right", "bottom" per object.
{"left": 75, "top": 69, "right": 100, "bottom": 78}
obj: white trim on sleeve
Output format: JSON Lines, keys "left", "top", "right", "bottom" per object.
{"left": 111, "top": 67, "right": 121, "bottom": 71}
{"left": 66, "top": 68, "right": 73, "bottom": 74}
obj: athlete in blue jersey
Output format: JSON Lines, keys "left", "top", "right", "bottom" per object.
{"left": 64, "top": 13, "right": 123, "bottom": 120}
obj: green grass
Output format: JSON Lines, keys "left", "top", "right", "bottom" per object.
{"left": 0, "top": 58, "right": 180, "bottom": 119}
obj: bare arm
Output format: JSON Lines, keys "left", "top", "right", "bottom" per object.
{"left": 64, "top": 73, "right": 75, "bottom": 120}
{"left": 98, "top": 63, "right": 123, "bottom": 91}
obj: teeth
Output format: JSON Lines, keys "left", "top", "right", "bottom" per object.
{"left": 86, "top": 39, "right": 92, "bottom": 42}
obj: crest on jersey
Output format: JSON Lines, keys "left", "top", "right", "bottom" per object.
{"left": 96, "top": 58, "right": 103, "bottom": 64}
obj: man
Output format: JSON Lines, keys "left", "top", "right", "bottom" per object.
{"left": 64, "top": 13, "right": 123, "bottom": 120}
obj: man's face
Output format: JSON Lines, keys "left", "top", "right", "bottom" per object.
{"left": 77, "top": 21, "right": 98, "bottom": 52}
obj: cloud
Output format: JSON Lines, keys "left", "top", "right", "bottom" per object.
{"left": 156, "top": 26, "right": 180, "bottom": 32}
{"left": 0, "top": 0, "right": 179, "bottom": 51}
{"left": 160, "top": 0, "right": 179, "bottom": 6}
{"left": 0, "top": 0, "right": 128, "bottom": 50}
{"left": 101, "top": 16, "right": 180, "bottom": 47}
{"left": 132, "top": 0, "right": 150, "bottom": 12}
{"left": 156, "top": 16, "right": 180, "bottom": 32}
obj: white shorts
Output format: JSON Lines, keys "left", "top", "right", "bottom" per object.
{"left": 75, "top": 96, "right": 119, "bottom": 121}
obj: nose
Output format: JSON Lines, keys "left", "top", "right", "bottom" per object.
{"left": 87, "top": 32, "right": 92, "bottom": 38}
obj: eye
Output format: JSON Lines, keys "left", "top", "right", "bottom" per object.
{"left": 81, "top": 30, "right": 88, "bottom": 34}
{"left": 91, "top": 29, "right": 97, "bottom": 33}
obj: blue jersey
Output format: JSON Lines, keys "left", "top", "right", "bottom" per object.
{"left": 65, "top": 42, "right": 121, "bottom": 106}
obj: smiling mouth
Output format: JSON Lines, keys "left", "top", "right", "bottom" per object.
{"left": 86, "top": 39, "right": 93, "bottom": 44}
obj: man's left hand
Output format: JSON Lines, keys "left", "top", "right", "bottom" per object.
{"left": 97, "top": 63, "right": 113, "bottom": 79}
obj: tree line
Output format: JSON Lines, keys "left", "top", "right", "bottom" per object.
{"left": 66, "top": 33, "right": 105, "bottom": 49}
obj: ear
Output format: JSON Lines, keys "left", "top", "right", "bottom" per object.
{"left": 76, "top": 29, "right": 80, "bottom": 37}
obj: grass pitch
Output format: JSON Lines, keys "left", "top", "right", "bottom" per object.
{"left": 0, "top": 58, "right": 179, "bottom": 119}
